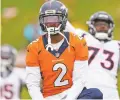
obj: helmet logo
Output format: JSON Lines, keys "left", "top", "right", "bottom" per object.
{"left": 98, "top": 14, "right": 108, "bottom": 19}
{"left": 45, "top": 10, "right": 56, "bottom": 15}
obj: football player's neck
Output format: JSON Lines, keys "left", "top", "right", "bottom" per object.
{"left": 51, "top": 34, "right": 64, "bottom": 44}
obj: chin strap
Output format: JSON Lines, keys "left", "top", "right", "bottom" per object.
{"left": 95, "top": 32, "right": 112, "bottom": 41}
{"left": 46, "top": 29, "right": 54, "bottom": 51}
{"left": 58, "top": 31, "right": 70, "bottom": 52}
{"left": 45, "top": 23, "right": 70, "bottom": 51}
{"left": 58, "top": 31, "right": 70, "bottom": 46}
{"left": 46, "top": 25, "right": 61, "bottom": 51}
{"left": 46, "top": 31, "right": 70, "bottom": 52}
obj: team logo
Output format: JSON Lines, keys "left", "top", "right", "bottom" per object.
{"left": 55, "top": 53, "right": 60, "bottom": 58}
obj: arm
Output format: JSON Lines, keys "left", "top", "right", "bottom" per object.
{"left": 64, "top": 61, "right": 88, "bottom": 100}
{"left": 26, "top": 66, "right": 44, "bottom": 100}
{"left": 25, "top": 41, "right": 45, "bottom": 100}
{"left": 65, "top": 21, "right": 88, "bottom": 37}
{"left": 65, "top": 38, "right": 89, "bottom": 100}
{"left": 65, "top": 21, "right": 76, "bottom": 33}
{"left": 75, "top": 28, "right": 88, "bottom": 36}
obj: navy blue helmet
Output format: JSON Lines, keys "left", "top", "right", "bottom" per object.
{"left": 39, "top": 0, "right": 68, "bottom": 35}
{"left": 87, "top": 11, "right": 114, "bottom": 41}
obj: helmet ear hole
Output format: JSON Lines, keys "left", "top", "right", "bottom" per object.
{"left": 40, "top": 23, "right": 45, "bottom": 31}
{"left": 89, "top": 28, "right": 94, "bottom": 35}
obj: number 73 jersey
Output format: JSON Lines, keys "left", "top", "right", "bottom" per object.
{"left": 84, "top": 34, "right": 120, "bottom": 89}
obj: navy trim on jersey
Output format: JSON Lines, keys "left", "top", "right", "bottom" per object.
{"left": 42, "top": 32, "right": 69, "bottom": 58}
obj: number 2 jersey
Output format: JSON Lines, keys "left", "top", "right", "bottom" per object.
{"left": 83, "top": 33, "right": 120, "bottom": 99}
{"left": 26, "top": 32, "right": 88, "bottom": 97}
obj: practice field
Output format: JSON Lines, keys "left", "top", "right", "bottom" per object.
{"left": 1, "top": 0, "right": 120, "bottom": 99}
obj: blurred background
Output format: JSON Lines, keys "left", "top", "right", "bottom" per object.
{"left": 1, "top": 0, "right": 120, "bottom": 99}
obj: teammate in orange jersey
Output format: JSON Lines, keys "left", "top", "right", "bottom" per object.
{"left": 25, "top": 1, "right": 103, "bottom": 100}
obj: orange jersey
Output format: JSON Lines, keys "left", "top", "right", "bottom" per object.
{"left": 26, "top": 32, "right": 88, "bottom": 97}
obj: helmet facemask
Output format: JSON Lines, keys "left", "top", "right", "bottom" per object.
{"left": 1, "top": 58, "right": 13, "bottom": 78}
{"left": 0, "top": 45, "right": 17, "bottom": 78}
{"left": 40, "top": 15, "right": 63, "bottom": 35}
{"left": 39, "top": 1, "right": 69, "bottom": 51}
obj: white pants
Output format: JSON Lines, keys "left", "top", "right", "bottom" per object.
{"left": 99, "top": 87, "right": 119, "bottom": 100}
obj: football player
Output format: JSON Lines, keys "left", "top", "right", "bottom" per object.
{"left": 25, "top": 1, "right": 103, "bottom": 100}
{"left": 76, "top": 11, "right": 120, "bottom": 99}
{"left": 0, "top": 44, "right": 26, "bottom": 100}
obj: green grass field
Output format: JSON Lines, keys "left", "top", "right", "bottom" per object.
{"left": 1, "top": 0, "right": 120, "bottom": 99}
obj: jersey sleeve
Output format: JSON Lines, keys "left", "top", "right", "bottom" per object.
{"left": 75, "top": 28, "right": 88, "bottom": 36}
{"left": 75, "top": 37, "right": 88, "bottom": 61}
{"left": 26, "top": 42, "right": 39, "bottom": 67}
{"left": 14, "top": 67, "right": 26, "bottom": 84}
{"left": 65, "top": 21, "right": 76, "bottom": 33}
{"left": 26, "top": 66, "right": 44, "bottom": 100}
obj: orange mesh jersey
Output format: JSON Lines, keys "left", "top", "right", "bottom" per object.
{"left": 26, "top": 32, "right": 88, "bottom": 97}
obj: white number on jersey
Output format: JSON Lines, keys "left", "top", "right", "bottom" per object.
{"left": 53, "top": 63, "right": 69, "bottom": 87}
